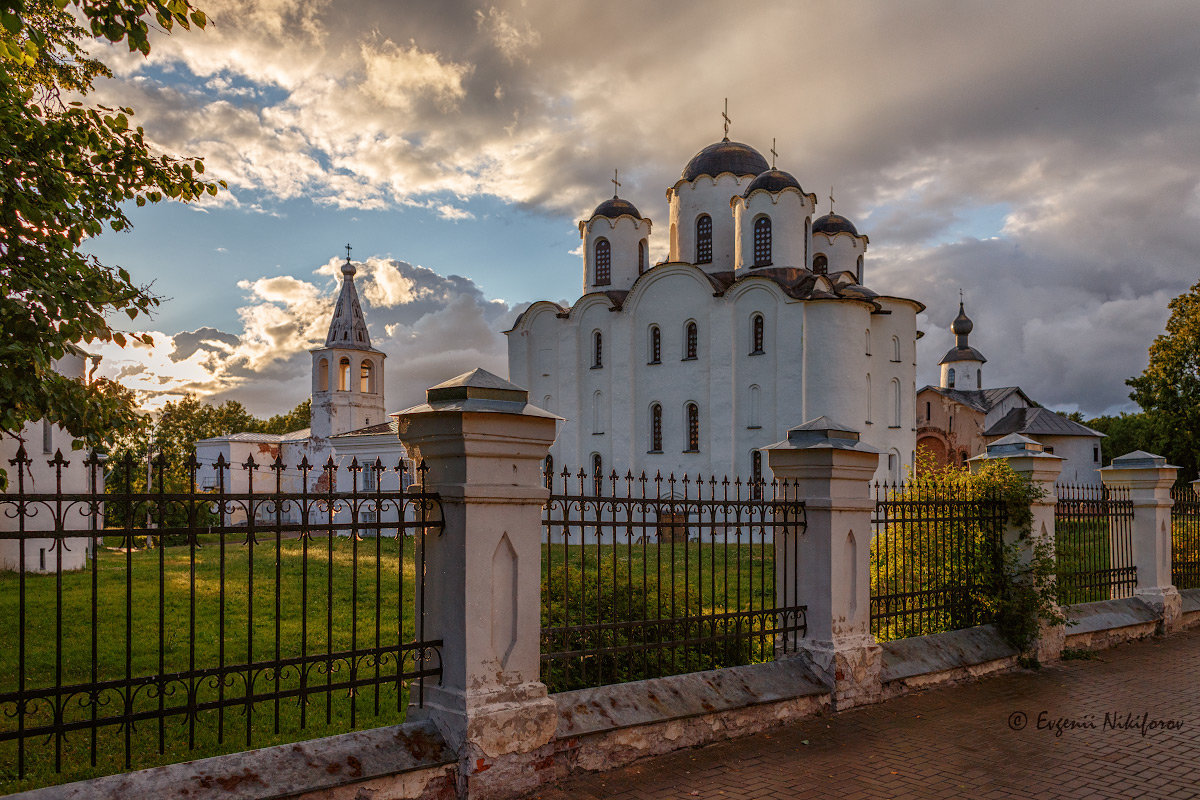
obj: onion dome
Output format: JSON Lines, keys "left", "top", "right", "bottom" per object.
{"left": 743, "top": 168, "right": 801, "bottom": 197}
{"left": 812, "top": 212, "right": 859, "bottom": 236}
{"left": 951, "top": 301, "right": 973, "bottom": 336}
{"left": 592, "top": 196, "right": 642, "bottom": 220}
{"left": 682, "top": 139, "right": 770, "bottom": 182}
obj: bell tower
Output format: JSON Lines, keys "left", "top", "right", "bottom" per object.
{"left": 938, "top": 296, "right": 986, "bottom": 391}
{"left": 310, "top": 246, "right": 387, "bottom": 439}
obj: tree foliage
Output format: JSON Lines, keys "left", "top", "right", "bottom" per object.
{"left": 1, "top": 0, "right": 220, "bottom": 488}
{"left": 1127, "top": 280, "right": 1200, "bottom": 482}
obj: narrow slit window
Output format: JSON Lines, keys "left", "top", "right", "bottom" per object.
{"left": 650, "top": 404, "right": 662, "bottom": 452}
{"left": 649, "top": 325, "right": 661, "bottom": 364}
{"left": 592, "top": 331, "right": 603, "bottom": 368}
{"left": 751, "top": 314, "right": 764, "bottom": 354}
{"left": 685, "top": 403, "right": 700, "bottom": 452}
{"left": 753, "top": 216, "right": 772, "bottom": 266}
{"left": 684, "top": 321, "right": 698, "bottom": 360}
{"left": 695, "top": 215, "right": 712, "bottom": 264}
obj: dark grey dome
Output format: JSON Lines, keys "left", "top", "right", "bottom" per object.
{"left": 951, "top": 301, "right": 973, "bottom": 336}
{"left": 743, "top": 169, "right": 801, "bottom": 197}
{"left": 592, "top": 196, "right": 642, "bottom": 220}
{"left": 682, "top": 139, "right": 769, "bottom": 182}
{"left": 812, "top": 213, "right": 859, "bottom": 236}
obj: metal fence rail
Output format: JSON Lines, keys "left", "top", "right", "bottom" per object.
{"left": 540, "top": 468, "right": 806, "bottom": 693}
{"left": 870, "top": 478, "right": 1008, "bottom": 642}
{"left": 1173, "top": 485, "right": 1200, "bottom": 591}
{"left": 0, "top": 448, "right": 441, "bottom": 790}
{"left": 1054, "top": 483, "right": 1136, "bottom": 605}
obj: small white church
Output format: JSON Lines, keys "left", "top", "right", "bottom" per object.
{"left": 507, "top": 132, "right": 923, "bottom": 484}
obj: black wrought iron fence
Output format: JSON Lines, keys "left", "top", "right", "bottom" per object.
{"left": 0, "top": 447, "right": 441, "bottom": 792}
{"left": 870, "top": 478, "right": 1008, "bottom": 642}
{"left": 1054, "top": 483, "right": 1135, "bottom": 605}
{"left": 540, "top": 468, "right": 806, "bottom": 693}
{"left": 1172, "top": 484, "right": 1200, "bottom": 591}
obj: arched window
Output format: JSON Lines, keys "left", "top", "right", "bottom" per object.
{"left": 544, "top": 455, "right": 553, "bottom": 488}
{"left": 751, "top": 314, "right": 765, "bottom": 354}
{"left": 638, "top": 240, "right": 647, "bottom": 274}
{"left": 925, "top": 401, "right": 931, "bottom": 421}
{"left": 813, "top": 254, "right": 828, "bottom": 275}
{"left": 891, "top": 336, "right": 901, "bottom": 362}
{"left": 865, "top": 374, "right": 872, "bottom": 423}
{"left": 648, "top": 325, "right": 661, "bottom": 364}
{"left": 594, "top": 238, "right": 611, "bottom": 285}
{"left": 684, "top": 321, "right": 698, "bottom": 360}
{"left": 947, "top": 367, "right": 956, "bottom": 389}
{"left": 685, "top": 403, "right": 700, "bottom": 452}
{"left": 592, "top": 330, "right": 603, "bottom": 368}
{"left": 695, "top": 214, "right": 712, "bottom": 264}
{"left": 977, "top": 368, "right": 982, "bottom": 389}
{"left": 857, "top": 254, "right": 864, "bottom": 283}
{"left": 592, "top": 390, "right": 604, "bottom": 434}
{"left": 748, "top": 384, "right": 761, "bottom": 428}
{"left": 650, "top": 403, "right": 663, "bottom": 452}
{"left": 891, "top": 378, "right": 901, "bottom": 427}
{"left": 753, "top": 216, "right": 772, "bottom": 267}
{"left": 318, "top": 357, "right": 329, "bottom": 392}
{"left": 591, "top": 453, "right": 603, "bottom": 495}
{"left": 338, "top": 357, "right": 351, "bottom": 391}
{"left": 865, "top": 329, "right": 871, "bottom": 356}
{"left": 360, "top": 359, "right": 374, "bottom": 393}
{"left": 751, "top": 450, "right": 763, "bottom": 500}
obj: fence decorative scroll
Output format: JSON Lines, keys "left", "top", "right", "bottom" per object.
{"left": 0, "top": 447, "right": 442, "bottom": 787}
{"left": 870, "top": 478, "right": 1008, "bottom": 642}
{"left": 540, "top": 468, "right": 807, "bottom": 693}
{"left": 1054, "top": 483, "right": 1135, "bottom": 605}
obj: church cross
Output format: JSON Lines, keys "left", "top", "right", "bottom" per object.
{"left": 770, "top": 138, "right": 778, "bottom": 169}
{"left": 611, "top": 169, "right": 621, "bottom": 196}
{"left": 722, "top": 98, "right": 731, "bottom": 139}
{"left": 345, "top": 242, "right": 353, "bottom": 262}
{"left": 829, "top": 187, "right": 835, "bottom": 214}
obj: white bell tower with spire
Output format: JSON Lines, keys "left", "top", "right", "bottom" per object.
{"left": 310, "top": 245, "right": 387, "bottom": 440}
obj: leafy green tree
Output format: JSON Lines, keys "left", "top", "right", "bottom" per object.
{"left": 1, "top": 0, "right": 219, "bottom": 489}
{"left": 1083, "top": 411, "right": 1167, "bottom": 468}
{"left": 1127, "top": 280, "right": 1200, "bottom": 482}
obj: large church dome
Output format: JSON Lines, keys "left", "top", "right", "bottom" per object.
{"left": 812, "top": 212, "right": 859, "bottom": 236}
{"left": 591, "top": 196, "right": 642, "bottom": 220}
{"left": 682, "top": 139, "right": 769, "bottom": 182}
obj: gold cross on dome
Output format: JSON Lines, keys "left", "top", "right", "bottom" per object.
{"left": 829, "top": 187, "right": 835, "bottom": 214}
{"left": 722, "top": 98, "right": 731, "bottom": 139}
{"left": 345, "top": 242, "right": 352, "bottom": 261}
{"left": 612, "top": 169, "right": 621, "bottom": 196}
{"left": 770, "top": 138, "right": 778, "bottom": 169}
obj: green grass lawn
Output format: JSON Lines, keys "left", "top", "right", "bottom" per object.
{"left": 0, "top": 534, "right": 426, "bottom": 794}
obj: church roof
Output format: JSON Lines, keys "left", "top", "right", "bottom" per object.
{"left": 592, "top": 196, "right": 642, "bottom": 220}
{"left": 195, "top": 429, "right": 312, "bottom": 445}
{"left": 682, "top": 139, "right": 769, "bottom": 182}
{"left": 331, "top": 419, "right": 399, "bottom": 438}
{"left": 918, "top": 385, "right": 1031, "bottom": 414}
{"left": 743, "top": 169, "right": 801, "bottom": 197}
{"left": 324, "top": 259, "right": 377, "bottom": 351}
{"left": 812, "top": 213, "right": 859, "bottom": 236}
{"left": 938, "top": 345, "right": 988, "bottom": 365}
{"left": 984, "top": 407, "right": 1104, "bottom": 439}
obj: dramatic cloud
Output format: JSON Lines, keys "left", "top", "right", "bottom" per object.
{"left": 88, "top": 1, "right": 1200, "bottom": 416}
{"left": 95, "top": 258, "right": 512, "bottom": 416}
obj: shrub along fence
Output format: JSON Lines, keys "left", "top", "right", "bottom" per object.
{"left": 540, "top": 468, "right": 807, "bottom": 692}
{"left": 1173, "top": 484, "right": 1200, "bottom": 591}
{"left": 869, "top": 476, "right": 1009, "bottom": 642}
{"left": 0, "top": 448, "right": 442, "bottom": 793}
{"left": 1053, "top": 483, "right": 1136, "bottom": 605}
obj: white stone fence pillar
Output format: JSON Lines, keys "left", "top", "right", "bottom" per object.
{"left": 764, "top": 418, "right": 881, "bottom": 710}
{"left": 1100, "top": 451, "right": 1181, "bottom": 632}
{"left": 394, "top": 369, "right": 559, "bottom": 799}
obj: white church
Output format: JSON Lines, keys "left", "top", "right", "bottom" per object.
{"left": 507, "top": 133, "right": 923, "bottom": 484}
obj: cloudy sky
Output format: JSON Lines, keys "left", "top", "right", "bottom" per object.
{"left": 82, "top": 0, "right": 1200, "bottom": 418}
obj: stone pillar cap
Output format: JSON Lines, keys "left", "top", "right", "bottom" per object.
{"left": 1192, "top": 478, "right": 1200, "bottom": 497}
{"left": 765, "top": 416, "right": 880, "bottom": 453}
{"left": 1101, "top": 450, "right": 1177, "bottom": 470}
{"left": 394, "top": 368, "right": 561, "bottom": 419}
{"left": 972, "top": 432, "right": 1060, "bottom": 461}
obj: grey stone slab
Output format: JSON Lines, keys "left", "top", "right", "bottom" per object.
{"left": 554, "top": 658, "right": 828, "bottom": 739}
{"left": 1065, "top": 597, "right": 1159, "bottom": 634}
{"left": 880, "top": 624, "right": 1018, "bottom": 683}
{"left": 1180, "top": 588, "right": 1200, "bottom": 615}
{"left": 10, "top": 720, "right": 454, "bottom": 800}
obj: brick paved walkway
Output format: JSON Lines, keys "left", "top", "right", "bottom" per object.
{"left": 528, "top": 630, "right": 1200, "bottom": 799}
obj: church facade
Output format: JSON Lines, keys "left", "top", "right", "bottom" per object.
{"left": 507, "top": 136, "right": 923, "bottom": 485}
